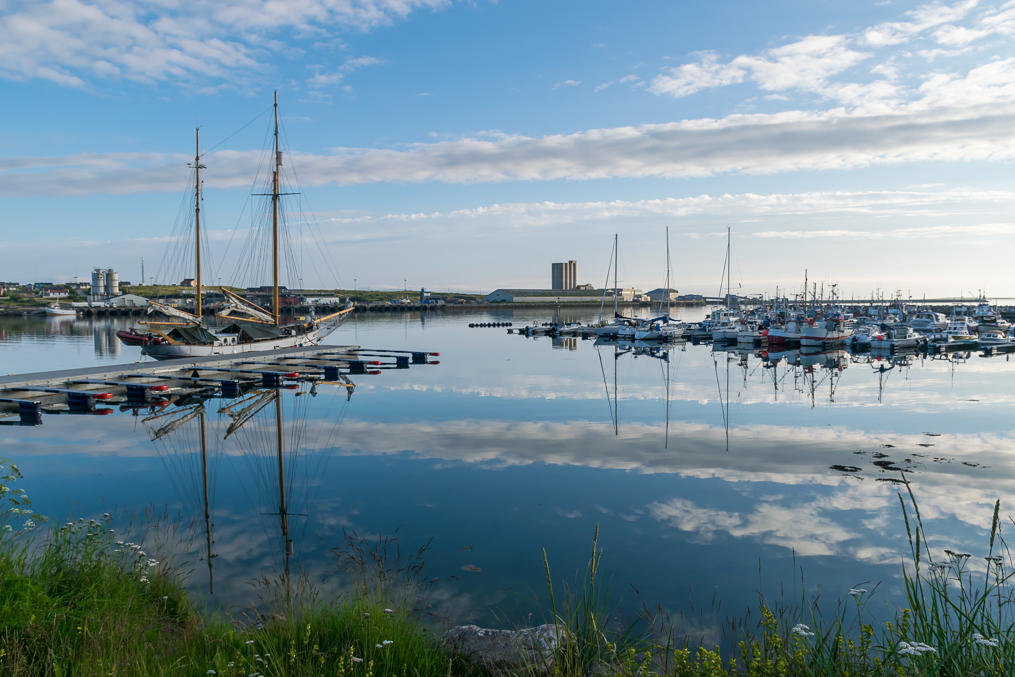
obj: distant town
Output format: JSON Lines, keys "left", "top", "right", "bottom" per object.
{"left": 0, "top": 261, "right": 714, "bottom": 316}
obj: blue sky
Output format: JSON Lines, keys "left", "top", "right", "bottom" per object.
{"left": 2, "top": 0, "right": 1015, "bottom": 298}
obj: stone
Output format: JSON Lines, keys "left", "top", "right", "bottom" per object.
{"left": 444, "top": 623, "right": 566, "bottom": 672}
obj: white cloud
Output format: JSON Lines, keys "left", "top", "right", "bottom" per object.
{"left": 649, "top": 51, "right": 746, "bottom": 97}
{"left": 0, "top": 0, "right": 446, "bottom": 88}
{"left": 552, "top": 79, "right": 581, "bottom": 89}
{"left": 306, "top": 55, "right": 384, "bottom": 89}
{"left": 5, "top": 96, "right": 1015, "bottom": 195}
{"left": 651, "top": 0, "right": 1005, "bottom": 112}
{"left": 862, "top": 0, "right": 981, "bottom": 46}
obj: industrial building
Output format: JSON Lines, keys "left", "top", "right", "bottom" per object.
{"left": 89, "top": 268, "right": 120, "bottom": 302}
{"left": 551, "top": 260, "right": 577, "bottom": 291}
{"left": 485, "top": 288, "right": 640, "bottom": 303}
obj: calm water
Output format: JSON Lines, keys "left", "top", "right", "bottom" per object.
{"left": 2, "top": 309, "right": 1014, "bottom": 640}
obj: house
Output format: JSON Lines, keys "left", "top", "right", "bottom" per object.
{"left": 44, "top": 288, "right": 70, "bottom": 298}
{"left": 180, "top": 278, "right": 197, "bottom": 287}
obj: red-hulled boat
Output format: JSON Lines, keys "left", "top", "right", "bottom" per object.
{"left": 116, "top": 329, "right": 166, "bottom": 346}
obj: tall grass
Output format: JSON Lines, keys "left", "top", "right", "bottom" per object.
{"left": 538, "top": 476, "right": 1015, "bottom": 676}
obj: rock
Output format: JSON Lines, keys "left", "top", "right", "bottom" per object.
{"left": 444, "top": 623, "right": 566, "bottom": 672}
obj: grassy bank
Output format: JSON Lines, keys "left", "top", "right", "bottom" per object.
{"left": 0, "top": 519, "right": 484, "bottom": 676}
{"left": 3, "top": 460, "right": 1013, "bottom": 675}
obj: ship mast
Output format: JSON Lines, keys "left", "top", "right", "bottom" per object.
{"left": 613, "top": 233, "right": 618, "bottom": 316}
{"left": 272, "top": 91, "right": 281, "bottom": 326}
{"left": 189, "top": 128, "right": 206, "bottom": 319}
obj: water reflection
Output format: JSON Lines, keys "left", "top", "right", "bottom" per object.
{"left": 4, "top": 312, "right": 1015, "bottom": 630}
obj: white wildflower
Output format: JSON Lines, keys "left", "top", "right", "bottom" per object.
{"left": 897, "top": 640, "right": 936, "bottom": 656}
{"left": 383, "top": 608, "right": 393, "bottom": 614}
{"left": 375, "top": 644, "right": 382, "bottom": 648}
{"left": 147, "top": 559, "right": 159, "bottom": 567}
{"left": 3, "top": 524, "right": 12, "bottom": 532}
{"left": 351, "top": 657, "right": 363, "bottom": 663}
{"left": 23, "top": 519, "right": 36, "bottom": 530}
{"left": 207, "top": 671, "right": 216, "bottom": 675}
{"left": 792, "top": 623, "right": 815, "bottom": 637}
{"left": 973, "top": 632, "right": 1000, "bottom": 647}
{"left": 848, "top": 588, "right": 867, "bottom": 597}
{"left": 381, "top": 640, "right": 393, "bottom": 645}
{"left": 244, "top": 639, "right": 254, "bottom": 645}
{"left": 139, "top": 575, "right": 150, "bottom": 584}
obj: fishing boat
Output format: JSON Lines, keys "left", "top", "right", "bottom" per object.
{"left": 976, "top": 326, "right": 1010, "bottom": 346}
{"left": 869, "top": 324, "right": 925, "bottom": 352}
{"left": 800, "top": 313, "right": 853, "bottom": 347}
{"left": 44, "top": 302, "right": 76, "bottom": 317}
{"left": 131, "top": 94, "right": 353, "bottom": 359}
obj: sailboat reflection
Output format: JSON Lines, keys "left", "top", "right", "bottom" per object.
{"left": 856, "top": 353, "right": 914, "bottom": 403}
{"left": 144, "top": 401, "right": 218, "bottom": 593}
{"left": 142, "top": 378, "right": 351, "bottom": 593}
{"left": 595, "top": 338, "right": 684, "bottom": 446}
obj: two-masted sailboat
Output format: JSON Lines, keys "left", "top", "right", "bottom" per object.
{"left": 123, "top": 93, "right": 353, "bottom": 359}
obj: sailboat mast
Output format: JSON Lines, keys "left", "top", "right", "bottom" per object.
{"left": 272, "top": 91, "right": 281, "bottom": 326}
{"left": 199, "top": 408, "right": 213, "bottom": 594}
{"left": 804, "top": 269, "right": 809, "bottom": 312}
{"left": 725, "top": 226, "right": 731, "bottom": 308}
{"left": 274, "top": 394, "right": 291, "bottom": 576}
{"left": 665, "top": 226, "right": 671, "bottom": 317}
{"left": 193, "top": 128, "right": 204, "bottom": 318}
{"left": 613, "top": 233, "right": 618, "bottom": 316}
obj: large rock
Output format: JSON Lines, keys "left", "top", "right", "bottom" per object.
{"left": 445, "top": 623, "right": 566, "bottom": 672}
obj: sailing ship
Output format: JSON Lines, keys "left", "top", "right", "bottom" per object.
{"left": 124, "top": 93, "right": 353, "bottom": 359}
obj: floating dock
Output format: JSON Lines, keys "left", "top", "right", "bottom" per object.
{"left": 0, "top": 344, "right": 440, "bottom": 426}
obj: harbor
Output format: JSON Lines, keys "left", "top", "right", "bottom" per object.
{"left": 6, "top": 0, "right": 1015, "bottom": 672}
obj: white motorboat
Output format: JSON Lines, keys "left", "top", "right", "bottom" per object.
{"left": 870, "top": 324, "right": 924, "bottom": 351}
{"left": 908, "top": 310, "right": 947, "bottom": 332}
{"left": 44, "top": 302, "right": 76, "bottom": 317}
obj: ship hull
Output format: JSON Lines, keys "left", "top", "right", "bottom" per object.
{"left": 141, "top": 324, "right": 339, "bottom": 360}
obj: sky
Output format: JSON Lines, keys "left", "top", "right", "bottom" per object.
{"left": 2, "top": 0, "right": 1015, "bottom": 298}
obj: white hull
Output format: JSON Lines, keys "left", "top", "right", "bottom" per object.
{"left": 712, "top": 326, "right": 739, "bottom": 341}
{"left": 142, "top": 325, "right": 332, "bottom": 360}
{"left": 800, "top": 324, "right": 852, "bottom": 346}
{"left": 634, "top": 325, "right": 684, "bottom": 341}
{"left": 45, "top": 307, "right": 76, "bottom": 316}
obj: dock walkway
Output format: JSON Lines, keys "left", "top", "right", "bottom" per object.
{"left": 0, "top": 344, "right": 438, "bottom": 425}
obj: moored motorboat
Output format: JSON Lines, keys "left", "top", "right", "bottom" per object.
{"left": 870, "top": 324, "right": 925, "bottom": 352}
{"left": 115, "top": 329, "right": 167, "bottom": 346}
{"left": 44, "top": 302, "right": 76, "bottom": 317}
